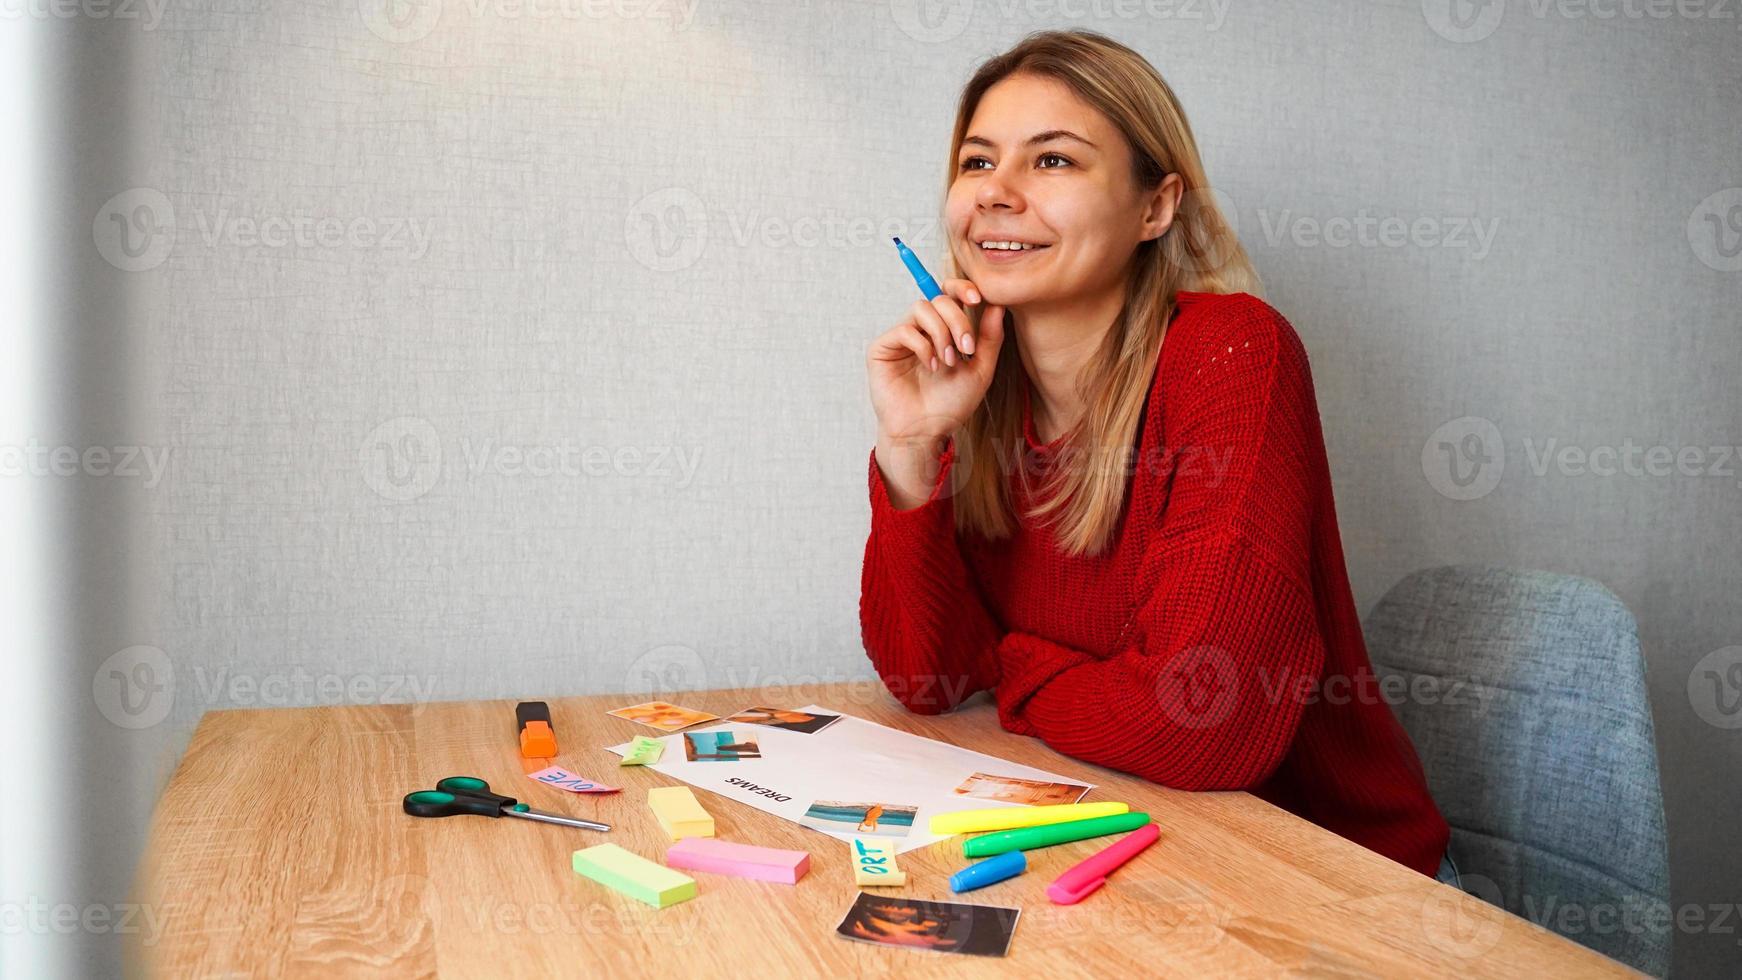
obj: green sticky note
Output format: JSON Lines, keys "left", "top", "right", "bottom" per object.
{"left": 572, "top": 843, "right": 696, "bottom": 908}
{"left": 620, "top": 735, "right": 665, "bottom": 766}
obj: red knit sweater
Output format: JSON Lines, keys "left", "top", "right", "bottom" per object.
{"left": 860, "top": 290, "right": 1450, "bottom": 877}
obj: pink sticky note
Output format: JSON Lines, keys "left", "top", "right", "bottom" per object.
{"left": 528, "top": 765, "right": 620, "bottom": 794}
{"left": 665, "top": 837, "right": 810, "bottom": 884}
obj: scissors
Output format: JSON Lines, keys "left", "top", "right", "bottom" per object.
{"left": 402, "top": 776, "right": 610, "bottom": 833}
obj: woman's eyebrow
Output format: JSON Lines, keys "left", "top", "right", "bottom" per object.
{"left": 961, "top": 129, "right": 1097, "bottom": 150}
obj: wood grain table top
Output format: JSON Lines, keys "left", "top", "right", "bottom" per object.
{"left": 130, "top": 684, "right": 1636, "bottom": 977}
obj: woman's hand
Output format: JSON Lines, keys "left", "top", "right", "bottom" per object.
{"left": 867, "top": 279, "right": 1007, "bottom": 509}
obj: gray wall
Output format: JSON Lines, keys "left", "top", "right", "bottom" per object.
{"left": 38, "top": 1, "right": 1741, "bottom": 976}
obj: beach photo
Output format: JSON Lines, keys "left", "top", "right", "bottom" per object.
{"left": 682, "top": 730, "right": 762, "bottom": 762}
{"left": 800, "top": 801, "right": 918, "bottom": 838}
{"left": 952, "top": 771, "right": 1091, "bottom": 806}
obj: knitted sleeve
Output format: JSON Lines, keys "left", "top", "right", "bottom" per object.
{"left": 859, "top": 441, "right": 1004, "bottom": 714}
{"left": 993, "top": 300, "right": 1329, "bottom": 790}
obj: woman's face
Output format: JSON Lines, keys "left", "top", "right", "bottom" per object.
{"left": 946, "top": 73, "right": 1174, "bottom": 309}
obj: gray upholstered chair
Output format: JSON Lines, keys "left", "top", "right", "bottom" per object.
{"left": 1364, "top": 564, "right": 1672, "bottom": 977}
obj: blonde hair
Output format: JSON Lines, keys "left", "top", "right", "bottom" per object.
{"left": 942, "top": 29, "right": 1261, "bottom": 556}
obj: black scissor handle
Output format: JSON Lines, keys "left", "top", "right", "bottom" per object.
{"left": 403, "top": 789, "right": 504, "bottom": 818}
{"left": 401, "top": 776, "right": 521, "bottom": 819}
{"left": 435, "top": 775, "right": 518, "bottom": 809}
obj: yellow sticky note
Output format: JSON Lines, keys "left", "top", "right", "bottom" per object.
{"left": 648, "top": 786, "right": 714, "bottom": 841}
{"left": 851, "top": 837, "right": 906, "bottom": 887}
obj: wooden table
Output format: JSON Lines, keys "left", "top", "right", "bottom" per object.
{"left": 131, "top": 685, "right": 1635, "bottom": 977}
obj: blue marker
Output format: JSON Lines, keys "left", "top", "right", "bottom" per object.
{"left": 948, "top": 849, "right": 1026, "bottom": 893}
{"left": 892, "top": 236, "right": 942, "bottom": 300}
{"left": 893, "top": 236, "right": 975, "bottom": 359}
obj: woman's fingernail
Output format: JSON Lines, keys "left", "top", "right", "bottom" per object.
{"left": 944, "top": 346, "right": 956, "bottom": 366}
{"left": 960, "top": 333, "right": 975, "bottom": 354}
{"left": 930, "top": 356, "right": 938, "bottom": 372}
{"left": 969, "top": 290, "right": 981, "bottom": 303}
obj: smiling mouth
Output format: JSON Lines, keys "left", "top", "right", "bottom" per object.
{"left": 976, "top": 240, "right": 1052, "bottom": 252}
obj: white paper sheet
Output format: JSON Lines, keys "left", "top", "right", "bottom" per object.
{"left": 604, "top": 704, "right": 1094, "bottom": 854}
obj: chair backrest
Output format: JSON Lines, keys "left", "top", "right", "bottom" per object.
{"left": 1364, "top": 564, "right": 1672, "bottom": 977}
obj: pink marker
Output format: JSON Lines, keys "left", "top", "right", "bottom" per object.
{"left": 664, "top": 838, "right": 811, "bottom": 885}
{"left": 1045, "top": 823, "right": 1160, "bottom": 905}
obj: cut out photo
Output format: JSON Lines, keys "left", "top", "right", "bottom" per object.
{"left": 682, "top": 729, "right": 761, "bottom": 762}
{"left": 606, "top": 700, "right": 720, "bottom": 733}
{"left": 953, "top": 771, "right": 1091, "bottom": 806}
{"left": 801, "top": 800, "right": 917, "bottom": 837}
{"left": 724, "top": 706, "right": 842, "bottom": 735}
{"left": 834, "top": 892, "right": 1019, "bottom": 957}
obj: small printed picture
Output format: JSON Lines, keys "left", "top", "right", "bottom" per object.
{"left": 681, "top": 729, "right": 761, "bottom": 762}
{"left": 801, "top": 800, "right": 918, "bottom": 838}
{"left": 606, "top": 700, "right": 720, "bottom": 733}
{"left": 953, "top": 771, "right": 1091, "bottom": 806}
{"left": 724, "top": 706, "right": 842, "bottom": 735}
{"left": 834, "top": 892, "right": 1019, "bottom": 957}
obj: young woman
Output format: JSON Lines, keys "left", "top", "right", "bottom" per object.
{"left": 860, "top": 30, "right": 1455, "bottom": 882}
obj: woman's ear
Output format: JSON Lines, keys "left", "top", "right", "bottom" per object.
{"left": 1141, "top": 172, "right": 1185, "bottom": 242}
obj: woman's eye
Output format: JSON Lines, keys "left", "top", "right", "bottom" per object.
{"left": 957, "top": 152, "right": 1072, "bottom": 172}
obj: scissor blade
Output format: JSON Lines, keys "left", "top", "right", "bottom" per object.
{"left": 504, "top": 808, "right": 610, "bottom": 833}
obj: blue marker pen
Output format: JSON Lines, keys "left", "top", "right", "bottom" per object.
{"left": 892, "top": 236, "right": 974, "bottom": 358}
{"left": 949, "top": 849, "right": 1026, "bottom": 893}
{"left": 892, "top": 236, "right": 942, "bottom": 300}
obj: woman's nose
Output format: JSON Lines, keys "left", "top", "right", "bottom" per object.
{"left": 975, "top": 166, "right": 1025, "bottom": 210}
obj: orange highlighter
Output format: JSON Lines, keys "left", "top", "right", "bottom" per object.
{"left": 517, "top": 701, "right": 558, "bottom": 759}
{"left": 1044, "top": 823, "right": 1160, "bottom": 905}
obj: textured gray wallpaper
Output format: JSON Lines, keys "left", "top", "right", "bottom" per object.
{"left": 44, "top": 0, "right": 1742, "bottom": 976}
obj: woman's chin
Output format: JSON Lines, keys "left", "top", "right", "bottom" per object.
{"left": 974, "top": 283, "right": 1044, "bottom": 309}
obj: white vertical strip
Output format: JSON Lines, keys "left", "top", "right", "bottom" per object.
{"left": 0, "top": 17, "right": 70, "bottom": 980}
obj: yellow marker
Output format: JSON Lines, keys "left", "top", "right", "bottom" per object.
{"left": 851, "top": 837, "right": 906, "bottom": 887}
{"left": 928, "top": 801, "right": 1128, "bottom": 836}
{"left": 572, "top": 843, "right": 696, "bottom": 909}
{"left": 648, "top": 786, "right": 715, "bottom": 841}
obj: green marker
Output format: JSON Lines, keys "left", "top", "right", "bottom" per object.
{"left": 963, "top": 811, "right": 1153, "bottom": 858}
